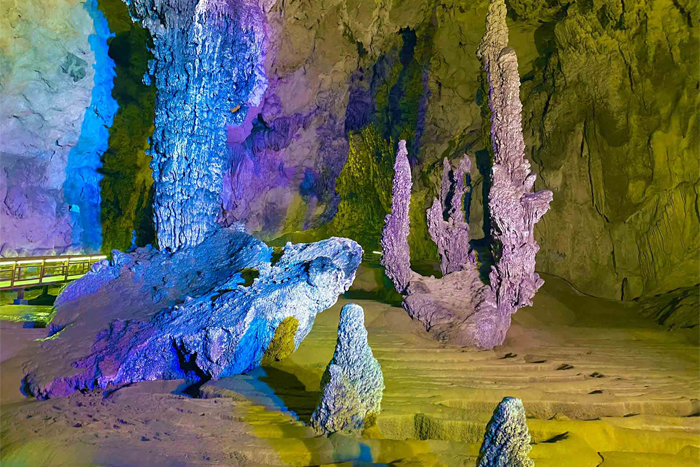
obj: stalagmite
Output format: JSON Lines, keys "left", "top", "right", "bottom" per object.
{"left": 380, "top": 140, "right": 414, "bottom": 294}
{"left": 477, "top": 397, "right": 534, "bottom": 467}
{"left": 478, "top": 0, "right": 553, "bottom": 318}
{"left": 122, "top": 0, "right": 268, "bottom": 250}
{"left": 427, "top": 155, "right": 476, "bottom": 275}
{"left": 310, "top": 303, "right": 384, "bottom": 434}
{"left": 378, "top": 0, "right": 552, "bottom": 349}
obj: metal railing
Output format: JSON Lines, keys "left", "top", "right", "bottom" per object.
{"left": 0, "top": 255, "right": 107, "bottom": 290}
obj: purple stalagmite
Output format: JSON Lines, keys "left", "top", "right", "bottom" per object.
{"left": 427, "top": 155, "right": 475, "bottom": 275}
{"left": 380, "top": 140, "right": 414, "bottom": 294}
{"left": 479, "top": 0, "right": 553, "bottom": 319}
{"left": 379, "top": 0, "right": 552, "bottom": 349}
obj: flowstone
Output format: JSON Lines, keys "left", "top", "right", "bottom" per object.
{"left": 310, "top": 303, "right": 384, "bottom": 434}
{"left": 22, "top": 228, "right": 362, "bottom": 399}
{"left": 477, "top": 397, "right": 534, "bottom": 467}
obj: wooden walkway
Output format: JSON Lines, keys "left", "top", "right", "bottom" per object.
{"left": 0, "top": 255, "right": 107, "bottom": 290}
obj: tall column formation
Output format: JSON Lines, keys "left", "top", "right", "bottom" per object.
{"left": 477, "top": 0, "right": 553, "bottom": 316}
{"left": 379, "top": 0, "right": 553, "bottom": 350}
{"left": 380, "top": 140, "right": 414, "bottom": 294}
{"left": 122, "top": 0, "right": 268, "bottom": 250}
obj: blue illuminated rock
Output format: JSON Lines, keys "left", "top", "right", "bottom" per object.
{"left": 310, "top": 303, "right": 384, "bottom": 434}
{"left": 122, "top": 0, "right": 268, "bottom": 251}
{"left": 477, "top": 397, "right": 534, "bottom": 467}
{"left": 22, "top": 228, "right": 362, "bottom": 399}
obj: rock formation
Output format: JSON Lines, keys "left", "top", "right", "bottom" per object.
{"left": 380, "top": 0, "right": 552, "bottom": 349}
{"left": 310, "top": 303, "right": 384, "bottom": 434}
{"left": 477, "top": 0, "right": 553, "bottom": 320}
{"left": 1, "top": 0, "right": 695, "bottom": 304}
{"left": 426, "top": 155, "right": 475, "bottom": 275}
{"left": 476, "top": 397, "right": 534, "bottom": 467}
{"left": 380, "top": 140, "right": 414, "bottom": 294}
{"left": 22, "top": 228, "right": 362, "bottom": 399}
{"left": 121, "top": 0, "right": 268, "bottom": 251}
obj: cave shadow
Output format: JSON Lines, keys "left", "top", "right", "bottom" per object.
{"left": 249, "top": 366, "right": 322, "bottom": 424}
{"left": 472, "top": 148, "right": 495, "bottom": 283}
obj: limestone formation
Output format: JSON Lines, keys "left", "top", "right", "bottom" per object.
{"left": 478, "top": 0, "right": 553, "bottom": 320}
{"left": 2, "top": 0, "right": 695, "bottom": 304}
{"left": 426, "top": 155, "right": 476, "bottom": 275}
{"left": 310, "top": 303, "right": 384, "bottom": 434}
{"left": 380, "top": 0, "right": 552, "bottom": 349}
{"left": 380, "top": 140, "right": 414, "bottom": 294}
{"left": 22, "top": 228, "right": 362, "bottom": 399}
{"left": 476, "top": 397, "right": 534, "bottom": 467}
{"left": 121, "top": 0, "right": 268, "bottom": 251}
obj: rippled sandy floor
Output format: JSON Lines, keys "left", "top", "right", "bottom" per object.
{"left": 1, "top": 274, "right": 698, "bottom": 466}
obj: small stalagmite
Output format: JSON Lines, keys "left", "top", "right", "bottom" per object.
{"left": 310, "top": 303, "right": 384, "bottom": 434}
{"left": 477, "top": 397, "right": 534, "bottom": 467}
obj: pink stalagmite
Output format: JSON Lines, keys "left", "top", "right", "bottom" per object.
{"left": 427, "top": 155, "right": 475, "bottom": 275}
{"left": 379, "top": 0, "right": 552, "bottom": 349}
{"left": 380, "top": 140, "right": 414, "bottom": 294}
{"left": 480, "top": 0, "right": 553, "bottom": 319}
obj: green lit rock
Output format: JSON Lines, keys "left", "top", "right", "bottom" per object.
{"left": 261, "top": 316, "right": 299, "bottom": 366}
{"left": 310, "top": 303, "right": 384, "bottom": 434}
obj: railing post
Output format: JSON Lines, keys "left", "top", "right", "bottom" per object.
{"left": 64, "top": 259, "right": 69, "bottom": 282}
{"left": 10, "top": 261, "right": 16, "bottom": 288}
{"left": 13, "top": 288, "right": 28, "bottom": 305}
{"left": 39, "top": 259, "right": 46, "bottom": 285}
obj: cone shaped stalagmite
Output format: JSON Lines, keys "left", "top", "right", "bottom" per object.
{"left": 310, "top": 303, "right": 384, "bottom": 434}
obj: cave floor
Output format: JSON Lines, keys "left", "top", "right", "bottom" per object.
{"left": 1, "top": 275, "right": 698, "bottom": 466}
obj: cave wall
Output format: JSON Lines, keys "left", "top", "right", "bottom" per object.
{"left": 1, "top": 0, "right": 697, "bottom": 300}
{"left": 0, "top": 0, "right": 117, "bottom": 256}
{"left": 225, "top": 0, "right": 698, "bottom": 300}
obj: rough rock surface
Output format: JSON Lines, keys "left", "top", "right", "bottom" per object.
{"left": 122, "top": 0, "right": 268, "bottom": 251}
{"left": 223, "top": 0, "right": 698, "bottom": 301}
{"left": 0, "top": 0, "right": 117, "bottom": 255}
{"left": 310, "top": 303, "right": 384, "bottom": 434}
{"left": 381, "top": 0, "right": 553, "bottom": 349}
{"left": 22, "top": 228, "right": 362, "bottom": 399}
{"left": 379, "top": 140, "right": 414, "bottom": 294}
{"left": 476, "top": 397, "right": 534, "bottom": 467}
{"left": 478, "top": 0, "right": 553, "bottom": 323}
{"left": 426, "top": 155, "right": 475, "bottom": 275}
{"left": 3, "top": 0, "right": 697, "bottom": 302}
{"left": 639, "top": 285, "right": 700, "bottom": 331}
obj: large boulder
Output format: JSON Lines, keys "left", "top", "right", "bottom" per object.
{"left": 22, "top": 228, "right": 362, "bottom": 399}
